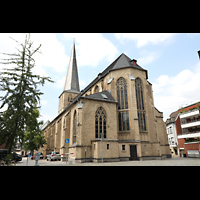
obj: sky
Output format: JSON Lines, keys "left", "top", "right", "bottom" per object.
{"left": 0, "top": 33, "right": 200, "bottom": 122}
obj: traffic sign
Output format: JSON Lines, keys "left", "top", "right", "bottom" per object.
{"left": 65, "top": 139, "right": 69, "bottom": 144}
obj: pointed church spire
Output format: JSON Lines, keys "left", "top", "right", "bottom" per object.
{"left": 63, "top": 40, "right": 80, "bottom": 92}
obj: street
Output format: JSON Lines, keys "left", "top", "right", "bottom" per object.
{"left": 15, "top": 157, "right": 200, "bottom": 166}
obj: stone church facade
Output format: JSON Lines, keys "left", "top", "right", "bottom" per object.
{"left": 42, "top": 41, "right": 171, "bottom": 162}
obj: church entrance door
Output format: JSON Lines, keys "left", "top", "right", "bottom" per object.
{"left": 130, "top": 145, "right": 138, "bottom": 160}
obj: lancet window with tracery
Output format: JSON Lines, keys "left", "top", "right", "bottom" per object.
{"left": 95, "top": 107, "right": 107, "bottom": 138}
{"left": 117, "top": 77, "right": 130, "bottom": 131}
{"left": 135, "top": 78, "right": 146, "bottom": 132}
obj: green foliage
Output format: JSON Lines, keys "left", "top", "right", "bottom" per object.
{"left": 0, "top": 33, "right": 53, "bottom": 154}
{"left": 196, "top": 103, "right": 200, "bottom": 110}
{"left": 179, "top": 107, "right": 185, "bottom": 113}
{"left": 24, "top": 103, "right": 47, "bottom": 154}
{"left": 5, "top": 154, "right": 13, "bottom": 165}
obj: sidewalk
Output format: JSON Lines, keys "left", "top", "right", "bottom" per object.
{"left": 16, "top": 157, "right": 200, "bottom": 166}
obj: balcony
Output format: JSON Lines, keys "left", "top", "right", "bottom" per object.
{"left": 178, "top": 131, "right": 200, "bottom": 139}
{"left": 181, "top": 118, "right": 200, "bottom": 129}
{"left": 180, "top": 109, "right": 200, "bottom": 119}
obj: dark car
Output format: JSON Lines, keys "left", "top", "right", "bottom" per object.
{"left": 12, "top": 152, "right": 22, "bottom": 162}
{"left": 0, "top": 149, "right": 22, "bottom": 162}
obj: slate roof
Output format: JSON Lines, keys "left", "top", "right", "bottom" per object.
{"left": 102, "top": 53, "right": 145, "bottom": 74}
{"left": 61, "top": 53, "right": 147, "bottom": 112}
{"left": 82, "top": 53, "right": 148, "bottom": 94}
{"left": 46, "top": 53, "right": 147, "bottom": 126}
{"left": 81, "top": 90, "right": 117, "bottom": 103}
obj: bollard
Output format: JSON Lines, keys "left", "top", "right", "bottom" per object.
{"left": 35, "top": 153, "right": 40, "bottom": 166}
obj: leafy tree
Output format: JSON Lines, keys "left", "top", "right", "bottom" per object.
{"left": 0, "top": 33, "right": 53, "bottom": 155}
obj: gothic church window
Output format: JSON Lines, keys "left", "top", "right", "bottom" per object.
{"left": 95, "top": 107, "right": 106, "bottom": 138}
{"left": 73, "top": 110, "right": 77, "bottom": 144}
{"left": 117, "top": 77, "right": 130, "bottom": 131}
{"left": 135, "top": 78, "right": 146, "bottom": 132}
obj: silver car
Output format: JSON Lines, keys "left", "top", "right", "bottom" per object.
{"left": 46, "top": 152, "right": 61, "bottom": 161}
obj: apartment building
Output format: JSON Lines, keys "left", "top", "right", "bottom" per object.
{"left": 166, "top": 111, "right": 180, "bottom": 157}
{"left": 178, "top": 102, "right": 200, "bottom": 157}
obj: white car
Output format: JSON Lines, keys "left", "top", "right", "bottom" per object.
{"left": 46, "top": 152, "right": 61, "bottom": 161}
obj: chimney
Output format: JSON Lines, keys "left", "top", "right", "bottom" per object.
{"left": 98, "top": 73, "right": 102, "bottom": 79}
{"left": 132, "top": 59, "right": 137, "bottom": 66}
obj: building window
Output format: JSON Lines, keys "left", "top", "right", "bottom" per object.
{"left": 107, "top": 144, "right": 109, "bottom": 149}
{"left": 68, "top": 94, "right": 72, "bottom": 102}
{"left": 73, "top": 110, "right": 77, "bottom": 144}
{"left": 117, "top": 77, "right": 130, "bottom": 131}
{"left": 117, "top": 77, "right": 128, "bottom": 110}
{"left": 135, "top": 78, "right": 146, "bottom": 132}
{"left": 95, "top": 107, "right": 107, "bottom": 138}
{"left": 122, "top": 145, "right": 125, "bottom": 150}
{"left": 94, "top": 85, "right": 99, "bottom": 93}
{"left": 169, "top": 127, "right": 172, "bottom": 134}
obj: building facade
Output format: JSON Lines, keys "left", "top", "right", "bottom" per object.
{"left": 42, "top": 41, "right": 171, "bottom": 162}
{"left": 178, "top": 102, "right": 200, "bottom": 157}
{"left": 166, "top": 111, "right": 180, "bottom": 157}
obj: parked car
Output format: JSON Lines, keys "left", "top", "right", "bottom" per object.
{"left": 46, "top": 152, "right": 61, "bottom": 161}
{"left": 12, "top": 152, "right": 22, "bottom": 162}
{"left": 0, "top": 149, "right": 22, "bottom": 162}
{"left": 39, "top": 153, "right": 44, "bottom": 159}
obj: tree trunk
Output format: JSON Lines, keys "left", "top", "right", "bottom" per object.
{"left": 8, "top": 137, "right": 14, "bottom": 155}
{"left": 8, "top": 119, "right": 18, "bottom": 155}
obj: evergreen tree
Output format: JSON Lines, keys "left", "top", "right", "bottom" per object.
{"left": 0, "top": 33, "right": 53, "bottom": 155}
{"left": 24, "top": 102, "right": 46, "bottom": 156}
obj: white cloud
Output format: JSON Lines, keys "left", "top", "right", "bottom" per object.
{"left": 152, "top": 61, "right": 200, "bottom": 120}
{"left": 0, "top": 33, "right": 26, "bottom": 72}
{"left": 0, "top": 33, "right": 69, "bottom": 77}
{"left": 138, "top": 51, "right": 159, "bottom": 66}
{"left": 54, "top": 76, "right": 66, "bottom": 89}
{"left": 39, "top": 113, "right": 54, "bottom": 123}
{"left": 79, "top": 80, "right": 87, "bottom": 89}
{"left": 115, "top": 33, "right": 177, "bottom": 48}
{"left": 62, "top": 33, "right": 119, "bottom": 67}
{"left": 31, "top": 33, "right": 69, "bottom": 74}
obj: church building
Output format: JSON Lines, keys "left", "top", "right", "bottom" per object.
{"left": 42, "top": 41, "right": 171, "bottom": 162}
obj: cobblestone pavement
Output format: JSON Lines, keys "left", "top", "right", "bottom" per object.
{"left": 15, "top": 157, "right": 200, "bottom": 166}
